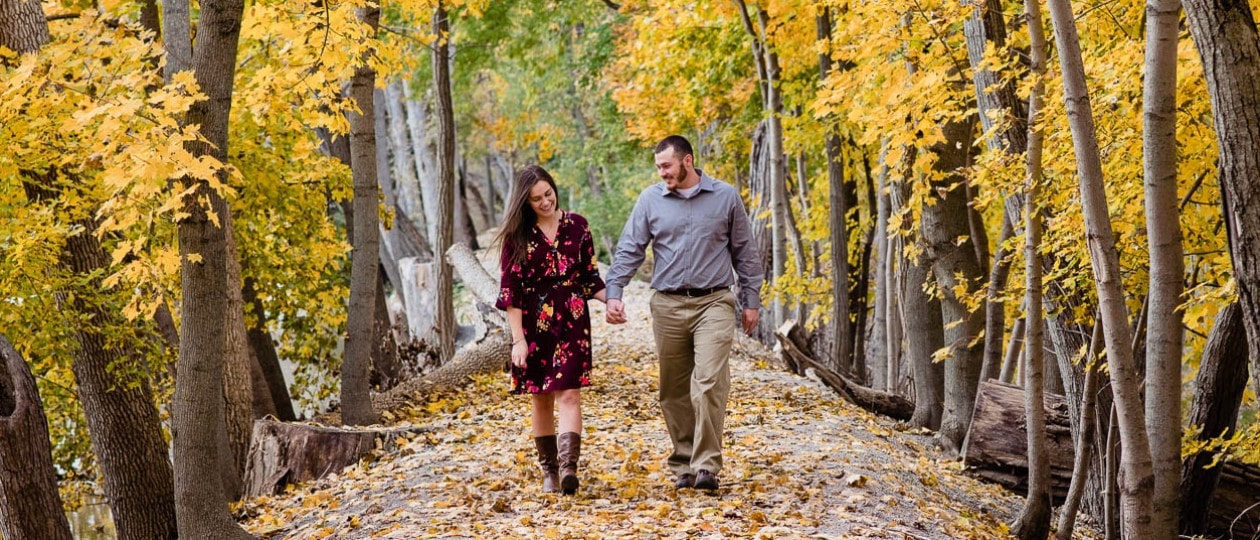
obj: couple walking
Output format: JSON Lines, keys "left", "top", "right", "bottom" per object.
{"left": 494, "top": 135, "right": 764, "bottom": 495}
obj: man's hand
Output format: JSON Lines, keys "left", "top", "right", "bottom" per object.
{"left": 606, "top": 298, "right": 627, "bottom": 324}
{"left": 741, "top": 308, "right": 760, "bottom": 335}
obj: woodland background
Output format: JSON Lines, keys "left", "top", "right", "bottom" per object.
{"left": 2, "top": 0, "right": 1260, "bottom": 538}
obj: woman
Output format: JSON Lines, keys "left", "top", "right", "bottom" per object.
{"left": 495, "top": 165, "right": 606, "bottom": 495}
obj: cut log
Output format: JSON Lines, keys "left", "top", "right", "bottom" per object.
{"left": 962, "top": 379, "right": 1074, "bottom": 499}
{"left": 774, "top": 320, "right": 913, "bottom": 421}
{"left": 965, "top": 379, "right": 1260, "bottom": 538}
{"left": 243, "top": 419, "right": 431, "bottom": 498}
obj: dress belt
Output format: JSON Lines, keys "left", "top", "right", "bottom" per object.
{"left": 659, "top": 286, "right": 728, "bottom": 297}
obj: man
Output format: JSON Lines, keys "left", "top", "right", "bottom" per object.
{"left": 605, "top": 135, "right": 764, "bottom": 491}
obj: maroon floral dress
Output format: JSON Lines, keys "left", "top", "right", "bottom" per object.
{"left": 496, "top": 211, "right": 605, "bottom": 395}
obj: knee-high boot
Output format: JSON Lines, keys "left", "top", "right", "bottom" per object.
{"left": 558, "top": 432, "right": 581, "bottom": 495}
{"left": 534, "top": 435, "right": 560, "bottom": 493}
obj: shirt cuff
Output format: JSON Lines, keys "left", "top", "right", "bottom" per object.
{"left": 606, "top": 284, "right": 624, "bottom": 301}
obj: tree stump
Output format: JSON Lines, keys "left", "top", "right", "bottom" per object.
{"left": 243, "top": 419, "right": 430, "bottom": 498}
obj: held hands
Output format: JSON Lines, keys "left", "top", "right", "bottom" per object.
{"left": 606, "top": 298, "right": 627, "bottom": 325}
{"left": 510, "top": 339, "right": 528, "bottom": 368}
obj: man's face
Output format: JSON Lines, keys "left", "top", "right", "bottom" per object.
{"left": 655, "top": 148, "right": 690, "bottom": 190}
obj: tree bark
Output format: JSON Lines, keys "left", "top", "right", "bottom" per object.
{"left": 243, "top": 420, "right": 427, "bottom": 498}
{"left": 1142, "top": 0, "right": 1184, "bottom": 534}
{"left": 921, "top": 113, "right": 984, "bottom": 455}
{"left": 221, "top": 209, "right": 252, "bottom": 500}
{"left": 342, "top": 1, "right": 383, "bottom": 427}
{"left": 432, "top": 3, "right": 458, "bottom": 365}
{"left": 818, "top": 8, "right": 852, "bottom": 376}
{"left": 1013, "top": 17, "right": 1051, "bottom": 532}
{"left": 1181, "top": 0, "right": 1260, "bottom": 486}
{"left": 1180, "top": 302, "right": 1247, "bottom": 536}
{"left": 1046, "top": 0, "right": 1154, "bottom": 533}
{"left": 243, "top": 277, "right": 297, "bottom": 421}
{"left": 4, "top": 5, "right": 177, "bottom": 538}
{"left": 0, "top": 335, "right": 73, "bottom": 540}
{"left": 866, "top": 147, "right": 893, "bottom": 390}
{"left": 167, "top": 0, "right": 255, "bottom": 531}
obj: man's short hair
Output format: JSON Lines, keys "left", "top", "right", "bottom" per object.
{"left": 655, "top": 135, "right": 693, "bottom": 159}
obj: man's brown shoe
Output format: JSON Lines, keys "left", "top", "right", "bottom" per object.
{"left": 674, "top": 473, "right": 696, "bottom": 489}
{"left": 694, "top": 469, "right": 719, "bottom": 491}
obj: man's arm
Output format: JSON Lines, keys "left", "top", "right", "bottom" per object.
{"left": 605, "top": 194, "right": 652, "bottom": 324}
{"left": 728, "top": 196, "right": 765, "bottom": 331}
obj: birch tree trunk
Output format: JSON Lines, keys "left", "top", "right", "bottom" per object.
{"left": 385, "top": 81, "right": 422, "bottom": 222}
{"left": 1141, "top": 0, "right": 1184, "bottom": 533}
{"left": 867, "top": 146, "right": 892, "bottom": 390}
{"left": 1046, "top": 0, "right": 1155, "bottom": 533}
{"left": 1013, "top": 7, "right": 1051, "bottom": 532}
{"left": 433, "top": 3, "right": 458, "bottom": 364}
{"left": 342, "top": 2, "right": 382, "bottom": 427}
{"left": 404, "top": 86, "right": 439, "bottom": 245}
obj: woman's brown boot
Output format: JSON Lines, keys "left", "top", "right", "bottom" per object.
{"left": 557, "top": 432, "right": 581, "bottom": 495}
{"left": 534, "top": 435, "right": 560, "bottom": 493}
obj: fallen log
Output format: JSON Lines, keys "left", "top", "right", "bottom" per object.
{"left": 962, "top": 379, "right": 1074, "bottom": 499}
{"left": 774, "top": 320, "right": 913, "bottom": 421}
{"left": 243, "top": 419, "right": 431, "bottom": 498}
{"left": 965, "top": 379, "right": 1260, "bottom": 538}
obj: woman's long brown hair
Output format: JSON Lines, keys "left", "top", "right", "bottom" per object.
{"left": 495, "top": 165, "right": 558, "bottom": 267}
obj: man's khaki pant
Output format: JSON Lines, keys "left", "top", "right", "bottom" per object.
{"left": 649, "top": 290, "right": 737, "bottom": 476}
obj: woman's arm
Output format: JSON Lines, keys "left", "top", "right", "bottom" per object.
{"left": 507, "top": 307, "right": 527, "bottom": 368}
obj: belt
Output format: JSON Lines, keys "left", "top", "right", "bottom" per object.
{"left": 660, "top": 286, "right": 728, "bottom": 297}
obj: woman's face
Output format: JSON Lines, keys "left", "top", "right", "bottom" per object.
{"left": 527, "top": 180, "right": 557, "bottom": 220}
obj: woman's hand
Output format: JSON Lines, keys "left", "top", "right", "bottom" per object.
{"left": 511, "top": 339, "right": 528, "bottom": 368}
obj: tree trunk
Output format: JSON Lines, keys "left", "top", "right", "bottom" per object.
{"left": 921, "top": 114, "right": 984, "bottom": 455}
{"left": 432, "top": 3, "right": 458, "bottom": 365}
{"left": 221, "top": 210, "right": 252, "bottom": 500}
{"left": 1056, "top": 327, "right": 1101, "bottom": 540}
{"left": 1180, "top": 302, "right": 1247, "bottom": 536}
{"left": 1013, "top": 17, "right": 1052, "bottom": 532}
{"left": 1181, "top": 0, "right": 1260, "bottom": 488}
{"left": 980, "top": 218, "right": 1014, "bottom": 384}
{"left": 372, "top": 270, "right": 404, "bottom": 390}
{"left": 1142, "top": 0, "right": 1184, "bottom": 534}
{"left": 901, "top": 245, "right": 945, "bottom": 430}
{"left": 243, "top": 278, "right": 297, "bottom": 421}
{"left": 818, "top": 8, "right": 852, "bottom": 376}
{"left": 386, "top": 80, "right": 423, "bottom": 221}
{"left": 404, "top": 88, "right": 439, "bottom": 245}
{"left": 342, "top": 2, "right": 383, "bottom": 427}
{"left": 167, "top": 0, "right": 254, "bottom": 533}
{"left": 0, "top": 335, "right": 73, "bottom": 540}
{"left": 866, "top": 147, "right": 892, "bottom": 390}
{"left": 3, "top": 5, "right": 177, "bottom": 538}
{"left": 1046, "top": 0, "right": 1154, "bottom": 533}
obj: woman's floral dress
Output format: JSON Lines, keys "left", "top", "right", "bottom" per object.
{"left": 496, "top": 211, "right": 605, "bottom": 395}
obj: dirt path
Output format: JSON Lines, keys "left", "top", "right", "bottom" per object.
{"left": 241, "top": 282, "right": 1100, "bottom": 539}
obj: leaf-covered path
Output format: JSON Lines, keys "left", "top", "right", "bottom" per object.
{"left": 241, "top": 283, "right": 1099, "bottom": 539}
